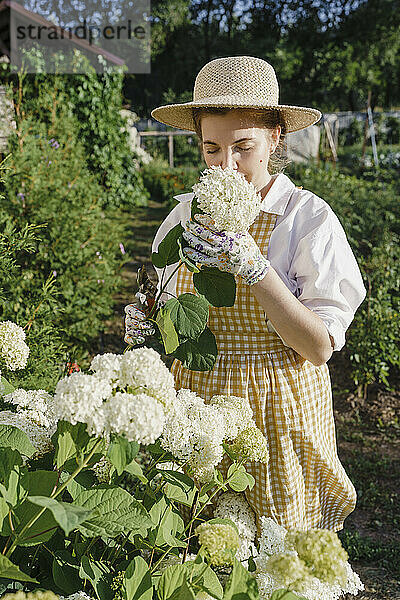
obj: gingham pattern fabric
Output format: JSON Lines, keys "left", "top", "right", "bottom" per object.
{"left": 170, "top": 209, "right": 356, "bottom": 537}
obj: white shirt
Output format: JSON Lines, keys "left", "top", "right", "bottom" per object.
{"left": 151, "top": 172, "right": 367, "bottom": 352}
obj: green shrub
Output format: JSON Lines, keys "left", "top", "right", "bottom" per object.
{"left": 140, "top": 157, "right": 200, "bottom": 206}
{"left": 0, "top": 87, "right": 129, "bottom": 382}
{"left": 287, "top": 163, "right": 399, "bottom": 393}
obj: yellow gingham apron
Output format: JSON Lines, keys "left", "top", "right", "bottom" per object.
{"left": 170, "top": 209, "right": 356, "bottom": 536}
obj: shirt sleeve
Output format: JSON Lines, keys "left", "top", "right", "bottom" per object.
{"left": 151, "top": 201, "right": 190, "bottom": 304}
{"left": 288, "top": 201, "right": 367, "bottom": 352}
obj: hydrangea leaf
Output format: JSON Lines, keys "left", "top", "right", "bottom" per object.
{"left": 151, "top": 223, "right": 183, "bottom": 268}
{"left": 172, "top": 327, "right": 217, "bottom": 371}
{"left": 107, "top": 435, "right": 139, "bottom": 476}
{"left": 52, "top": 420, "right": 93, "bottom": 469}
{"left": 165, "top": 293, "right": 209, "bottom": 339}
{"left": 28, "top": 496, "right": 94, "bottom": 536}
{"left": 184, "top": 559, "right": 223, "bottom": 600}
{"left": 223, "top": 558, "right": 259, "bottom": 600}
{"left": 0, "top": 424, "right": 36, "bottom": 458}
{"left": 156, "top": 307, "right": 180, "bottom": 354}
{"left": 52, "top": 550, "right": 81, "bottom": 595}
{"left": 79, "top": 556, "right": 113, "bottom": 600}
{"left": 157, "top": 469, "right": 196, "bottom": 506}
{"left": 0, "top": 376, "right": 15, "bottom": 397}
{"left": 0, "top": 555, "right": 38, "bottom": 583}
{"left": 73, "top": 485, "right": 153, "bottom": 538}
{"left": 0, "top": 447, "right": 22, "bottom": 487}
{"left": 148, "top": 497, "right": 185, "bottom": 548}
{"left": 158, "top": 565, "right": 195, "bottom": 600}
{"left": 193, "top": 267, "right": 236, "bottom": 307}
{"left": 227, "top": 463, "right": 255, "bottom": 492}
{"left": 124, "top": 556, "right": 153, "bottom": 600}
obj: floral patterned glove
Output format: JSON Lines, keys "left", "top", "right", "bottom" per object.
{"left": 182, "top": 214, "right": 271, "bottom": 286}
{"left": 124, "top": 304, "right": 155, "bottom": 346}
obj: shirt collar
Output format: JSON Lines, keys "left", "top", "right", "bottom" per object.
{"left": 173, "top": 172, "right": 296, "bottom": 216}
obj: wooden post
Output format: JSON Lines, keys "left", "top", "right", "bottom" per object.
{"left": 323, "top": 120, "right": 338, "bottom": 165}
{"left": 361, "top": 90, "right": 372, "bottom": 165}
{"left": 168, "top": 133, "right": 174, "bottom": 168}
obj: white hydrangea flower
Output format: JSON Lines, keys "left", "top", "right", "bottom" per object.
{"left": 0, "top": 411, "right": 54, "bottom": 458}
{"left": 105, "top": 391, "right": 165, "bottom": 444}
{"left": 92, "top": 455, "right": 113, "bottom": 483}
{"left": 214, "top": 492, "right": 258, "bottom": 561}
{"left": 59, "top": 593, "right": 95, "bottom": 600}
{"left": 53, "top": 371, "right": 112, "bottom": 436}
{"left": 0, "top": 320, "right": 30, "bottom": 371}
{"left": 4, "top": 388, "right": 56, "bottom": 428}
{"left": 90, "top": 352, "right": 122, "bottom": 388}
{"left": 191, "top": 165, "right": 262, "bottom": 233}
{"left": 254, "top": 517, "right": 364, "bottom": 600}
{"left": 118, "top": 348, "right": 176, "bottom": 411}
{"left": 160, "top": 388, "right": 226, "bottom": 482}
{"left": 209, "top": 394, "right": 254, "bottom": 441}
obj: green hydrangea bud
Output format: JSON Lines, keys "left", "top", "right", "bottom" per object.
{"left": 1, "top": 592, "right": 59, "bottom": 600}
{"left": 265, "top": 553, "right": 312, "bottom": 589}
{"left": 286, "top": 529, "right": 348, "bottom": 585}
{"left": 195, "top": 518, "right": 240, "bottom": 566}
{"left": 228, "top": 426, "right": 269, "bottom": 463}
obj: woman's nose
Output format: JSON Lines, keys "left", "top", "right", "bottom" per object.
{"left": 219, "top": 151, "right": 237, "bottom": 170}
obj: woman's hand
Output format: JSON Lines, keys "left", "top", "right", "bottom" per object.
{"left": 124, "top": 304, "right": 155, "bottom": 346}
{"left": 182, "top": 214, "right": 270, "bottom": 286}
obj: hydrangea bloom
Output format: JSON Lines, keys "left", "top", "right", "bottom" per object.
{"left": 90, "top": 352, "right": 122, "bottom": 388}
{"left": 228, "top": 426, "right": 269, "bottom": 463}
{"left": 254, "top": 517, "right": 364, "bottom": 600}
{"left": 195, "top": 521, "right": 240, "bottom": 566}
{"left": 105, "top": 392, "right": 165, "bottom": 444}
{"left": 0, "top": 320, "right": 30, "bottom": 370}
{"left": 118, "top": 348, "right": 176, "bottom": 411}
{"left": 209, "top": 394, "right": 254, "bottom": 441}
{"left": 0, "top": 411, "right": 54, "bottom": 458}
{"left": 191, "top": 165, "right": 262, "bottom": 233}
{"left": 4, "top": 388, "right": 56, "bottom": 428}
{"left": 214, "top": 492, "right": 258, "bottom": 562}
{"left": 53, "top": 371, "right": 112, "bottom": 435}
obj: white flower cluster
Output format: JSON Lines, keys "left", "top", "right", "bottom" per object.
{"left": 0, "top": 388, "right": 57, "bottom": 458}
{"left": 160, "top": 391, "right": 268, "bottom": 482}
{"left": 0, "top": 320, "right": 29, "bottom": 371}
{"left": 214, "top": 492, "right": 258, "bottom": 562}
{"left": 53, "top": 348, "right": 174, "bottom": 444}
{"left": 191, "top": 165, "right": 262, "bottom": 233}
{"left": 254, "top": 517, "right": 364, "bottom": 600}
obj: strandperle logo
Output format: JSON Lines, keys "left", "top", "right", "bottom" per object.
{"left": 9, "top": 1, "right": 150, "bottom": 74}
{"left": 16, "top": 18, "right": 146, "bottom": 45}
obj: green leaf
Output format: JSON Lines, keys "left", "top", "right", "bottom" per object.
{"left": 184, "top": 559, "right": 223, "bottom": 600}
{"left": 0, "top": 555, "right": 38, "bottom": 583}
{"left": 74, "top": 486, "right": 153, "bottom": 538}
{"left": 222, "top": 558, "right": 259, "bottom": 600}
{"left": 107, "top": 436, "right": 139, "bottom": 476}
{"left": 0, "top": 465, "right": 26, "bottom": 508}
{"left": 152, "top": 223, "right": 184, "bottom": 268}
{"left": 0, "top": 447, "right": 22, "bottom": 486}
{"left": 28, "top": 496, "right": 93, "bottom": 536}
{"left": 165, "top": 293, "right": 209, "bottom": 339}
{"left": 52, "top": 551, "right": 82, "bottom": 595}
{"left": 158, "top": 470, "right": 199, "bottom": 506}
{"left": 158, "top": 564, "right": 190, "bottom": 600}
{"left": 60, "top": 469, "right": 98, "bottom": 500}
{"left": 193, "top": 268, "right": 236, "bottom": 307}
{"left": 53, "top": 421, "right": 93, "bottom": 468}
{"left": 0, "top": 424, "right": 36, "bottom": 458}
{"left": 148, "top": 497, "right": 185, "bottom": 548}
{"left": 124, "top": 556, "right": 153, "bottom": 600}
{"left": 227, "top": 464, "right": 255, "bottom": 492}
{"left": 156, "top": 308, "right": 180, "bottom": 354}
{"left": 0, "top": 376, "right": 15, "bottom": 397}
{"left": 177, "top": 237, "right": 200, "bottom": 273}
{"left": 80, "top": 556, "right": 113, "bottom": 600}
{"left": 124, "top": 459, "right": 148, "bottom": 484}
{"left": 2, "top": 470, "right": 59, "bottom": 546}
{"left": 172, "top": 327, "right": 217, "bottom": 371}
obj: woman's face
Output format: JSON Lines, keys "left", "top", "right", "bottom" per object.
{"left": 200, "top": 110, "right": 281, "bottom": 193}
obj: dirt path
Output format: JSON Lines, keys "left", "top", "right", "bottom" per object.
{"left": 102, "top": 201, "right": 400, "bottom": 599}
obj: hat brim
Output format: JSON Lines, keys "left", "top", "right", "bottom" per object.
{"left": 151, "top": 98, "right": 322, "bottom": 133}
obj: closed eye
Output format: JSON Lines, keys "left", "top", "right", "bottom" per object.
{"left": 206, "top": 147, "right": 252, "bottom": 154}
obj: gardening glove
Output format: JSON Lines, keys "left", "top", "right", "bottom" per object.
{"left": 124, "top": 304, "right": 156, "bottom": 346}
{"left": 182, "top": 214, "right": 271, "bottom": 286}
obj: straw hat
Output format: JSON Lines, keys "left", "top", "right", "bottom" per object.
{"left": 151, "top": 56, "right": 321, "bottom": 133}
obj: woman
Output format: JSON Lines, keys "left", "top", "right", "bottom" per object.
{"left": 126, "top": 56, "right": 366, "bottom": 536}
